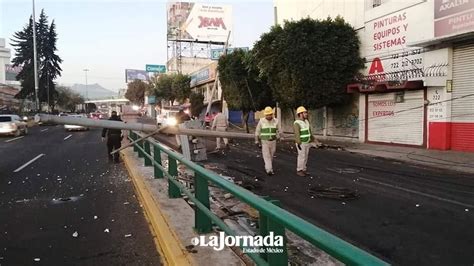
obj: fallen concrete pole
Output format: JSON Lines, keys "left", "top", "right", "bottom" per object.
{"left": 34, "top": 114, "right": 255, "bottom": 139}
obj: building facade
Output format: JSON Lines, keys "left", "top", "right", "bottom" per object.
{"left": 274, "top": 0, "right": 474, "bottom": 151}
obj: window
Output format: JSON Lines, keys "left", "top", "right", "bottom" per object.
{"left": 395, "top": 91, "right": 405, "bottom": 103}
{"left": 0, "top": 116, "right": 12, "bottom": 122}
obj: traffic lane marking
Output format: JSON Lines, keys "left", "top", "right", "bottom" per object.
{"left": 5, "top": 136, "right": 24, "bottom": 143}
{"left": 13, "top": 153, "right": 46, "bottom": 173}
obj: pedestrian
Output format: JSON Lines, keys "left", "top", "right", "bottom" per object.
{"left": 255, "top": 106, "right": 281, "bottom": 175}
{"left": 294, "top": 106, "right": 314, "bottom": 176}
{"left": 211, "top": 109, "right": 229, "bottom": 150}
{"left": 101, "top": 111, "right": 123, "bottom": 163}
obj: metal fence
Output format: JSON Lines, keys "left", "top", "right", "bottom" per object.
{"left": 128, "top": 130, "right": 389, "bottom": 266}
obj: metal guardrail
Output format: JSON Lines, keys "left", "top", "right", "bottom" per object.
{"left": 128, "top": 130, "right": 389, "bottom": 266}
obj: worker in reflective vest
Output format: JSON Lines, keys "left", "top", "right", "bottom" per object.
{"left": 294, "top": 106, "right": 314, "bottom": 176}
{"left": 255, "top": 107, "right": 281, "bottom": 175}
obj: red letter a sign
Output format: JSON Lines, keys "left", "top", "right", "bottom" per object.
{"left": 368, "top": 58, "right": 384, "bottom": 74}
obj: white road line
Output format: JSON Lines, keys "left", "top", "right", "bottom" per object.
{"left": 13, "top": 154, "right": 45, "bottom": 173}
{"left": 40, "top": 128, "right": 49, "bottom": 132}
{"left": 358, "top": 177, "right": 474, "bottom": 209}
{"left": 5, "top": 136, "right": 24, "bottom": 143}
{"left": 64, "top": 134, "right": 72, "bottom": 141}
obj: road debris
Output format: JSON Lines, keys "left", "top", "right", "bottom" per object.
{"left": 465, "top": 209, "right": 469, "bottom": 212}
{"left": 34, "top": 258, "right": 40, "bottom": 262}
{"left": 124, "top": 234, "right": 132, "bottom": 238}
{"left": 72, "top": 231, "right": 78, "bottom": 238}
{"left": 94, "top": 216, "right": 98, "bottom": 220}
{"left": 308, "top": 186, "right": 359, "bottom": 200}
{"left": 123, "top": 202, "right": 130, "bottom": 205}
{"left": 416, "top": 204, "right": 420, "bottom": 207}
{"left": 104, "top": 228, "right": 110, "bottom": 233}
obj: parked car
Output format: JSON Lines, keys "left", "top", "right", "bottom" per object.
{"left": 64, "top": 114, "right": 89, "bottom": 131}
{"left": 0, "top": 114, "right": 28, "bottom": 136}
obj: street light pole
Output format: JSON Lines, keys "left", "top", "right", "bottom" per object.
{"left": 83, "top": 68, "right": 89, "bottom": 113}
{"left": 32, "top": 0, "right": 40, "bottom": 112}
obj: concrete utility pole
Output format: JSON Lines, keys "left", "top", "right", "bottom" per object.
{"left": 32, "top": 0, "right": 40, "bottom": 112}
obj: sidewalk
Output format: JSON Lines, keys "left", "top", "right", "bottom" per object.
{"left": 319, "top": 139, "right": 474, "bottom": 174}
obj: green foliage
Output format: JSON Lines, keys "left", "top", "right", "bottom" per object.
{"left": 189, "top": 92, "right": 204, "bottom": 118}
{"left": 218, "top": 49, "right": 273, "bottom": 112}
{"left": 149, "top": 73, "right": 191, "bottom": 104}
{"left": 11, "top": 10, "right": 62, "bottom": 108}
{"left": 125, "top": 80, "right": 147, "bottom": 105}
{"left": 56, "top": 86, "right": 84, "bottom": 112}
{"left": 218, "top": 49, "right": 274, "bottom": 132}
{"left": 172, "top": 73, "right": 191, "bottom": 103}
{"left": 253, "top": 17, "right": 364, "bottom": 109}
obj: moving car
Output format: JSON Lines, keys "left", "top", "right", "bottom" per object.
{"left": 0, "top": 114, "right": 28, "bottom": 136}
{"left": 64, "top": 114, "right": 89, "bottom": 131}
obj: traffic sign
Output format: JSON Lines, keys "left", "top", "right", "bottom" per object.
{"left": 211, "top": 47, "right": 249, "bottom": 60}
{"left": 146, "top": 64, "right": 166, "bottom": 73}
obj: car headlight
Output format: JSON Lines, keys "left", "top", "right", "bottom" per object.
{"left": 166, "top": 117, "right": 177, "bottom": 126}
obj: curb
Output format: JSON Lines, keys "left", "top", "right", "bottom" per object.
{"left": 121, "top": 150, "right": 193, "bottom": 266}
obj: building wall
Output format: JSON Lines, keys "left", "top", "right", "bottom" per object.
{"left": 0, "top": 38, "right": 11, "bottom": 84}
{"left": 274, "top": 0, "right": 365, "bottom": 29}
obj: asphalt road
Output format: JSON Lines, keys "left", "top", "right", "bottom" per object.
{"left": 154, "top": 132, "right": 474, "bottom": 266}
{"left": 0, "top": 125, "right": 161, "bottom": 265}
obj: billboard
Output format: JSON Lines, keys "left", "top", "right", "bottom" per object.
{"left": 167, "top": 2, "right": 232, "bottom": 43}
{"left": 125, "top": 69, "right": 149, "bottom": 83}
{"left": 434, "top": 0, "right": 474, "bottom": 37}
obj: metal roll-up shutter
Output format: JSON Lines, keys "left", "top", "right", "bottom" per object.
{"left": 451, "top": 44, "right": 474, "bottom": 151}
{"left": 368, "top": 90, "right": 424, "bottom": 146}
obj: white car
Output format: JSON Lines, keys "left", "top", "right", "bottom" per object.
{"left": 0, "top": 114, "right": 28, "bottom": 136}
{"left": 64, "top": 114, "right": 89, "bottom": 131}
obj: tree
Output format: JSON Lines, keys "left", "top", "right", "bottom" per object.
{"left": 253, "top": 17, "right": 364, "bottom": 109}
{"left": 189, "top": 92, "right": 204, "bottom": 118}
{"left": 218, "top": 49, "right": 274, "bottom": 132}
{"left": 11, "top": 17, "right": 35, "bottom": 101}
{"left": 11, "top": 10, "right": 62, "bottom": 110}
{"left": 125, "top": 79, "right": 147, "bottom": 105}
{"left": 56, "top": 86, "right": 84, "bottom": 112}
{"left": 149, "top": 74, "right": 174, "bottom": 104}
{"left": 172, "top": 73, "right": 191, "bottom": 103}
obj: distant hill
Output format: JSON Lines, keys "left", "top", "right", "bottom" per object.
{"left": 70, "top": 83, "right": 118, "bottom": 100}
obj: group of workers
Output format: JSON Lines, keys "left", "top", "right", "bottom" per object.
{"left": 255, "top": 106, "right": 315, "bottom": 177}
{"left": 101, "top": 106, "right": 316, "bottom": 177}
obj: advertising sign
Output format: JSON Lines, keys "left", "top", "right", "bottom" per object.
{"left": 146, "top": 64, "right": 166, "bottom": 73}
{"left": 210, "top": 47, "right": 249, "bottom": 60}
{"left": 5, "top": 64, "right": 22, "bottom": 81}
{"left": 190, "top": 64, "right": 217, "bottom": 87}
{"left": 125, "top": 69, "right": 149, "bottom": 83}
{"left": 434, "top": 0, "right": 474, "bottom": 37}
{"left": 167, "top": 2, "right": 232, "bottom": 43}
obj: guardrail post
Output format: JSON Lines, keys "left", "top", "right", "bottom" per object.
{"left": 131, "top": 131, "right": 138, "bottom": 152}
{"left": 138, "top": 139, "right": 144, "bottom": 158}
{"left": 259, "top": 198, "right": 288, "bottom": 265}
{"left": 144, "top": 140, "right": 152, "bottom": 166}
{"left": 168, "top": 157, "right": 181, "bottom": 198}
{"left": 153, "top": 145, "right": 163, "bottom": 179}
{"left": 194, "top": 172, "right": 212, "bottom": 233}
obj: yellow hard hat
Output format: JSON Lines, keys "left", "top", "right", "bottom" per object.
{"left": 263, "top": 106, "right": 274, "bottom": 116}
{"left": 296, "top": 106, "right": 307, "bottom": 114}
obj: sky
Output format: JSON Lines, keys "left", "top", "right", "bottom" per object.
{"left": 0, "top": 0, "right": 274, "bottom": 92}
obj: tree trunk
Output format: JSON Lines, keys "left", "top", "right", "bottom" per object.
{"left": 242, "top": 111, "right": 250, "bottom": 133}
